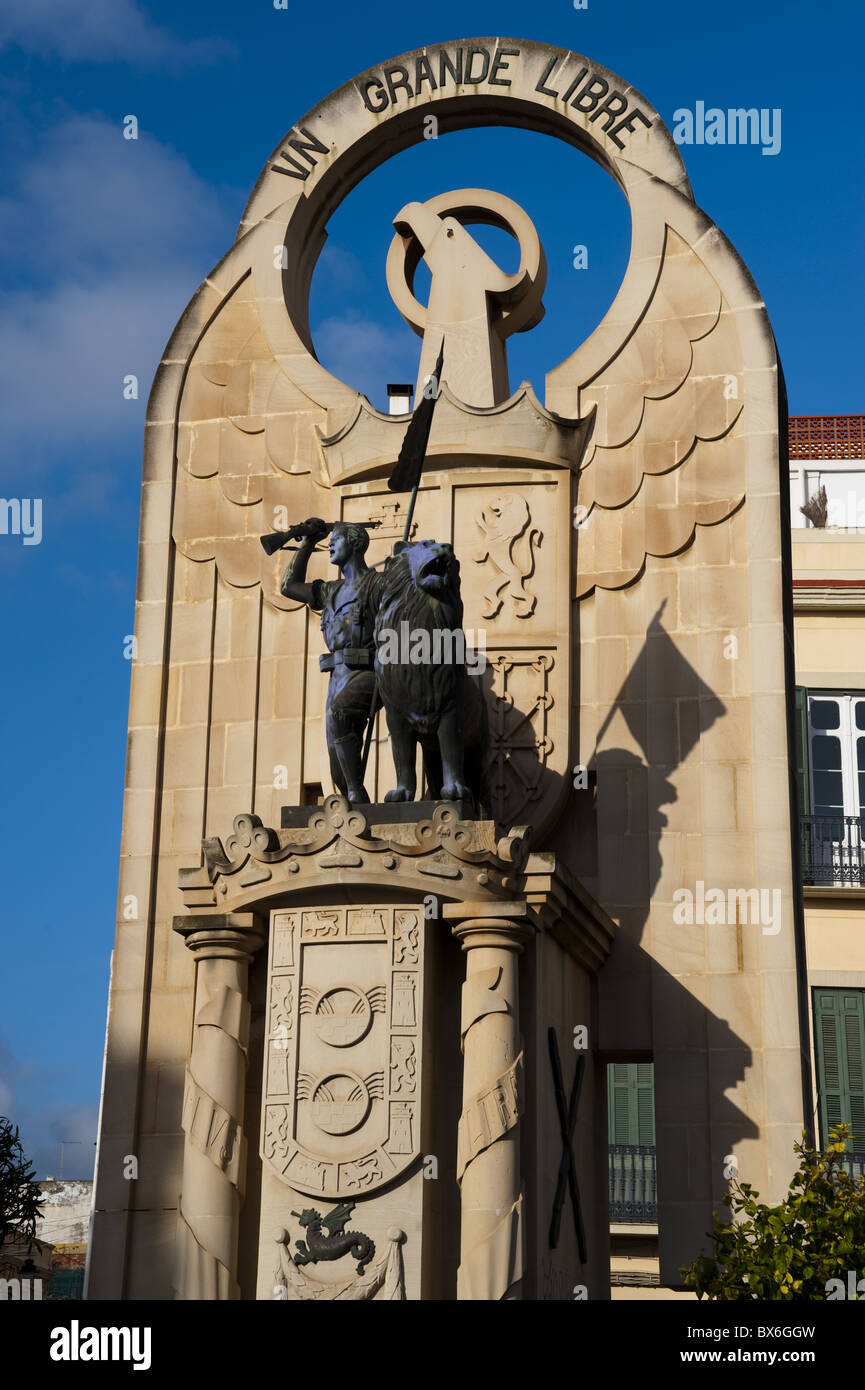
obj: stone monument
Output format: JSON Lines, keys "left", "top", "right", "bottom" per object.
{"left": 88, "top": 39, "right": 806, "bottom": 1300}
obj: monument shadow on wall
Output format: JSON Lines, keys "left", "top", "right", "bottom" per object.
{"left": 583, "top": 603, "right": 763, "bottom": 1275}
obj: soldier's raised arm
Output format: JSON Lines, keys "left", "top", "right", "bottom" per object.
{"left": 280, "top": 518, "right": 329, "bottom": 605}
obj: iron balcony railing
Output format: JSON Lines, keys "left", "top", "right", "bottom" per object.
{"left": 838, "top": 1151, "right": 865, "bottom": 1181}
{"left": 609, "top": 1147, "right": 864, "bottom": 1227}
{"left": 609, "top": 1144, "right": 657, "bottom": 1224}
{"left": 800, "top": 815, "right": 865, "bottom": 888}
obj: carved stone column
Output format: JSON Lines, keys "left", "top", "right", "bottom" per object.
{"left": 450, "top": 905, "right": 533, "bottom": 1300}
{"left": 172, "top": 912, "right": 264, "bottom": 1299}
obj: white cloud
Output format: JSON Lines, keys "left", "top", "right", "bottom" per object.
{"left": 0, "top": 113, "right": 237, "bottom": 475}
{"left": 0, "top": 1038, "right": 47, "bottom": 1097}
{"left": 30, "top": 1104, "right": 98, "bottom": 1181}
{"left": 315, "top": 245, "right": 371, "bottom": 295}
{"left": 0, "top": 1039, "right": 97, "bottom": 1180}
{"left": 0, "top": 270, "right": 202, "bottom": 467}
{"left": 314, "top": 312, "right": 419, "bottom": 410}
{"left": 0, "top": 113, "right": 232, "bottom": 279}
{"left": 0, "top": 0, "right": 232, "bottom": 67}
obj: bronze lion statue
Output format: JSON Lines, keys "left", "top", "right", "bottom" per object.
{"left": 374, "top": 539, "right": 489, "bottom": 812}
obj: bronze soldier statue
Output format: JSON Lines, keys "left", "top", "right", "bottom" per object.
{"left": 280, "top": 517, "right": 384, "bottom": 804}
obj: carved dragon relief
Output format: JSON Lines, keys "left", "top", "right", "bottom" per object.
{"left": 274, "top": 1222, "right": 407, "bottom": 1301}
{"left": 289, "top": 1202, "right": 375, "bottom": 1275}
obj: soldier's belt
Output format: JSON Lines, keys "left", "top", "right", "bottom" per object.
{"left": 319, "top": 648, "right": 373, "bottom": 672}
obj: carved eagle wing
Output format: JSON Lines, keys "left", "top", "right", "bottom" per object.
{"left": 549, "top": 225, "right": 746, "bottom": 598}
{"left": 169, "top": 199, "right": 362, "bottom": 607}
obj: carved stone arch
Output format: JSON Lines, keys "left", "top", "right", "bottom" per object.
{"left": 237, "top": 41, "right": 691, "bottom": 428}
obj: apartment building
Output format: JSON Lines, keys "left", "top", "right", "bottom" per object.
{"left": 791, "top": 414, "right": 865, "bottom": 1153}
{"left": 611, "top": 414, "right": 865, "bottom": 1295}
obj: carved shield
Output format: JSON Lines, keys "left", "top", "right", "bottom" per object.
{"left": 261, "top": 905, "right": 423, "bottom": 1198}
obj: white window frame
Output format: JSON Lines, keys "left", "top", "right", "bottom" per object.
{"left": 791, "top": 459, "right": 865, "bottom": 529}
{"left": 807, "top": 693, "right": 864, "bottom": 818}
{"left": 806, "top": 693, "right": 865, "bottom": 887}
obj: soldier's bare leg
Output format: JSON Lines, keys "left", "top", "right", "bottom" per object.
{"left": 326, "top": 670, "right": 375, "bottom": 804}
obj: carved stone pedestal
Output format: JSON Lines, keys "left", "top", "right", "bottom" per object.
{"left": 171, "top": 799, "right": 614, "bottom": 1300}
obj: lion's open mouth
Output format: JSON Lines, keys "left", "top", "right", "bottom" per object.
{"left": 418, "top": 553, "right": 449, "bottom": 584}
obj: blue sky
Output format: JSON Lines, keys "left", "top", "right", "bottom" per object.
{"left": 0, "top": 0, "right": 862, "bottom": 1179}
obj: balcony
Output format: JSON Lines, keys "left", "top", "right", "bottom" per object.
{"left": 609, "top": 1144, "right": 657, "bottom": 1224}
{"left": 800, "top": 815, "right": 865, "bottom": 888}
{"left": 839, "top": 1152, "right": 865, "bottom": 1181}
{"left": 609, "top": 1146, "right": 865, "bottom": 1228}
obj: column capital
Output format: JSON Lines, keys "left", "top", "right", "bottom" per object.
{"left": 173, "top": 912, "right": 265, "bottom": 962}
{"left": 451, "top": 913, "right": 535, "bottom": 953}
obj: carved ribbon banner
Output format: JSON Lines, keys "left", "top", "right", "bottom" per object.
{"left": 460, "top": 965, "right": 508, "bottom": 1049}
{"left": 182, "top": 1074, "right": 242, "bottom": 1185}
{"left": 457, "top": 1054, "right": 523, "bottom": 1181}
{"left": 456, "top": 1196, "right": 524, "bottom": 1302}
{"left": 176, "top": 1211, "right": 233, "bottom": 1301}
{"left": 196, "top": 984, "right": 250, "bottom": 1051}
{"left": 175, "top": 976, "right": 252, "bottom": 1300}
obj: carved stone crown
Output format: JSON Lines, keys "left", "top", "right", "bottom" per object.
{"left": 317, "top": 383, "right": 592, "bottom": 482}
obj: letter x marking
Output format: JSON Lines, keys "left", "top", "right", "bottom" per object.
{"left": 547, "top": 1026, "right": 587, "bottom": 1262}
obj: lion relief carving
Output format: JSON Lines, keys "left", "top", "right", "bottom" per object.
{"left": 473, "top": 492, "right": 541, "bottom": 620}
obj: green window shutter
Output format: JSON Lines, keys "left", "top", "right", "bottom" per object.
{"left": 795, "top": 686, "right": 811, "bottom": 814}
{"left": 817, "top": 999, "right": 844, "bottom": 1140}
{"left": 635, "top": 1063, "right": 655, "bottom": 1144}
{"left": 607, "top": 1063, "right": 655, "bottom": 1145}
{"left": 608, "top": 1064, "right": 632, "bottom": 1145}
{"left": 814, "top": 989, "right": 865, "bottom": 1148}
{"left": 844, "top": 1003, "right": 865, "bottom": 1146}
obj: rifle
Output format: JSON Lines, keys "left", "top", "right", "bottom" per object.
{"left": 260, "top": 518, "right": 381, "bottom": 556}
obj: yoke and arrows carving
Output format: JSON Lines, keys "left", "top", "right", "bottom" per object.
{"left": 386, "top": 188, "right": 547, "bottom": 409}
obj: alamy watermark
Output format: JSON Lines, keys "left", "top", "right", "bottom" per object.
{"left": 49, "top": 1321, "right": 151, "bottom": 1370}
{"left": 824, "top": 493, "right": 865, "bottom": 530}
{"left": 376, "top": 622, "right": 486, "bottom": 676}
{"left": 673, "top": 880, "right": 782, "bottom": 935}
{"left": 0, "top": 498, "right": 42, "bottom": 545}
{"left": 672, "top": 103, "right": 781, "bottom": 156}
{"left": 0, "top": 1276, "right": 43, "bottom": 1300}
{"left": 825, "top": 1270, "right": 865, "bottom": 1300}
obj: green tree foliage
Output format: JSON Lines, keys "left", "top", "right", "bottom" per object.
{"left": 0, "top": 1117, "right": 44, "bottom": 1255}
{"left": 682, "top": 1126, "right": 865, "bottom": 1299}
